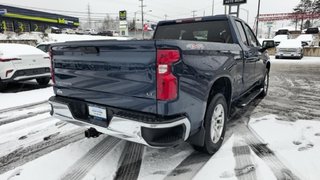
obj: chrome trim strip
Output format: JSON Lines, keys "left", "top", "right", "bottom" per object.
{"left": 49, "top": 100, "right": 191, "bottom": 147}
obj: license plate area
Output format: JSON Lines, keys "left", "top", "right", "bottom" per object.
{"left": 88, "top": 104, "right": 107, "bottom": 121}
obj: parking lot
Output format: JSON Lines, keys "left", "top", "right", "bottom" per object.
{"left": 0, "top": 56, "right": 319, "bottom": 180}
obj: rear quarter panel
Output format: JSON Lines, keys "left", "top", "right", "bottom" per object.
{"left": 156, "top": 40, "right": 242, "bottom": 133}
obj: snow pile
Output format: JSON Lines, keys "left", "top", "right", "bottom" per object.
{"left": 48, "top": 34, "right": 129, "bottom": 43}
{"left": 249, "top": 115, "right": 320, "bottom": 180}
{"left": 0, "top": 136, "right": 107, "bottom": 180}
{"left": 0, "top": 32, "right": 130, "bottom": 44}
{"left": 0, "top": 86, "right": 53, "bottom": 110}
{"left": 273, "top": 35, "right": 288, "bottom": 42}
{"left": 296, "top": 34, "right": 313, "bottom": 42}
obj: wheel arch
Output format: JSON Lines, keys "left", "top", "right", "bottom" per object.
{"left": 187, "top": 76, "right": 232, "bottom": 147}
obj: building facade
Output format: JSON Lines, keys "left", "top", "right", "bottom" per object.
{"left": 0, "top": 4, "right": 79, "bottom": 33}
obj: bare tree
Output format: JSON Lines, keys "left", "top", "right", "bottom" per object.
{"left": 293, "top": 0, "right": 313, "bottom": 30}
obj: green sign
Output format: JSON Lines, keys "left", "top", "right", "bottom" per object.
{"left": 119, "top": 10, "right": 127, "bottom": 21}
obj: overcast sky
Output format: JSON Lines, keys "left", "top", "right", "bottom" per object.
{"left": 1, "top": 0, "right": 300, "bottom": 26}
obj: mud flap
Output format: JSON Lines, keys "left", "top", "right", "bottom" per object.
{"left": 187, "top": 126, "right": 206, "bottom": 147}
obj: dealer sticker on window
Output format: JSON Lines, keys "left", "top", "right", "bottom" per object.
{"left": 88, "top": 105, "right": 107, "bottom": 119}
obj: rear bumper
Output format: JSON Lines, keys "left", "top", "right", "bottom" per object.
{"left": 49, "top": 96, "right": 191, "bottom": 147}
{"left": 1, "top": 67, "right": 51, "bottom": 82}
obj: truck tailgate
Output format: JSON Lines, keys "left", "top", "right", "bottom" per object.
{"left": 51, "top": 40, "right": 157, "bottom": 113}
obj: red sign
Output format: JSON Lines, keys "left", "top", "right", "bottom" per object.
{"left": 143, "top": 24, "right": 148, "bottom": 31}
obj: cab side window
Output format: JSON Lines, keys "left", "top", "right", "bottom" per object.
{"left": 244, "top": 25, "right": 259, "bottom": 47}
{"left": 235, "top": 21, "right": 248, "bottom": 46}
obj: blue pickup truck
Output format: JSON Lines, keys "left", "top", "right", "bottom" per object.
{"left": 49, "top": 15, "right": 272, "bottom": 154}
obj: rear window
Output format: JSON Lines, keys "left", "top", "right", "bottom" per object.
{"left": 154, "top": 20, "right": 233, "bottom": 44}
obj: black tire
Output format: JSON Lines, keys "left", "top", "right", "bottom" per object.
{"left": 0, "top": 81, "right": 7, "bottom": 92}
{"left": 193, "top": 93, "right": 227, "bottom": 155}
{"left": 36, "top": 77, "right": 50, "bottom": 86}
{"left": 260, "top": 70, "right": 269, "bottom": 97}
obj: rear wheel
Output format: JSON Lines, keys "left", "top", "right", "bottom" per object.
{"left": 36, "top": 77, "right": 50, "bottom": 86}
{"left": 193, "top": 93, "right": 227, "bottom": 155}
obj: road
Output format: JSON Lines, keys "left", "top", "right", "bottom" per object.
{"left": 0, "top": 57, "right": 319, "bottom": 180}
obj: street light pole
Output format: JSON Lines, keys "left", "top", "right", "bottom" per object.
{"left": 256, "top": 0, "right": 261, "bottom": 36}
{"left": 134, "top": 12, "right": 137, "bottom": 37}
{"left": 212, "top": 0, "right": 215, "bottom": 16}
{"left": 139, "top": 0, "right": 146, "bottom": 39}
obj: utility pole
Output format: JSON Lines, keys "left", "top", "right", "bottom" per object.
{"left": 192, "top": 10, "right": 197, "bottom": 18}
{"left": 212, "top": 0, "right": 215, "bottom": 15}
{"left": 87, "top": 4, "right": 92, "bottom": 29}
{"left": 164, "top": 14, "right": 168, "bottom": 20}
{"left": 256, "top": 0, "right": 261, "bottom": 36}
{"left": 134, "top": 12, "right": 137, "bottom": 37}
{"left": 139, "top": 0, "right": 146, "bottom": 39}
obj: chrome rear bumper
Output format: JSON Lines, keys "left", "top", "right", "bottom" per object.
{"left": 49, "top": 98, "right": 191, "bottom": 147}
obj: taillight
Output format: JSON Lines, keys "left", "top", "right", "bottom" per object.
{"left": 49, "top": 50, "right": 55, "bottom": 84}
{"left": 156, "top": 49, "right": 180, "bottom": 101}
{"left": 0, "top": 58, "right": 21, "bottom": 62}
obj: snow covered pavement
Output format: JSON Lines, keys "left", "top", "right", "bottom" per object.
{"left": 0, "top": 56, "right": 320, "bottom": 180}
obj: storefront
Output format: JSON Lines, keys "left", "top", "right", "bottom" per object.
{"left": 0, "top": 4, "right": 79, "bottom": 32}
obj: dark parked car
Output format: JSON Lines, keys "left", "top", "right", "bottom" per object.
{"left": 98, "top": 30, "right": 113, "bottom": 36}
{"left": 49, "top": 15, "right": 272, "bottom": 154}
{"left": 50, "top": 26, "right": 62, "bottom": 34}
{"left": 305, "top": 27, "right": 319, "bottom": 34}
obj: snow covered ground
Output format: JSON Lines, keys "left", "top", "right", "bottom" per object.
{"left": 0, "top": 56, "right": 320, "bottom": 180}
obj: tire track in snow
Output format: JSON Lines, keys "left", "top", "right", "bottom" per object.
{"left": 0, "top": 121, "right": 78, "bottom": 158}
{"left": 232, "top": 138, "right": 257, "bottom": 180}
{"left": 60, "top": 136, "right": 120, "bottom": 180}
{"left": 230, "top": 98, "right": 301, "bottom": 180}
{"left": 0, "top": 110, "right": 50, "bottom": 126}
{"left": 114, "top": 142, "right": 144, "bottom": 180}
{"left": 0, "top": 100, "right": 48, "bottom": 114}
{"left": 164, "top": 151, "right": 210, "bottom": 180}
{"left": 0, "top": 129, "right": 84, "bottom": 174}
{"left": 246, "top": 137, "right": 301, "bottom": 180}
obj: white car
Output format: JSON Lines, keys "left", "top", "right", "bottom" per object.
{"left": 275, "top": 40, "right": 304, "bottom": 59}
{"left": 0, "top": 43, "right": 51, "bottom": 91}
{"left": 84, "top": 29, "right": 98, "bottom": 35}
{"left": 61, "top": 28, "right": 75, "bottom": 34}
{"left": 296, "top": 34, "right": 314, "bottom": 46}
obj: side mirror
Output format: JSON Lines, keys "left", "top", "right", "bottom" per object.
{"left": 262, "top": 41, "right": 276, "bottom": 49}
{"left": 259, "top": 41, "right": 276, "bottom": 52}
